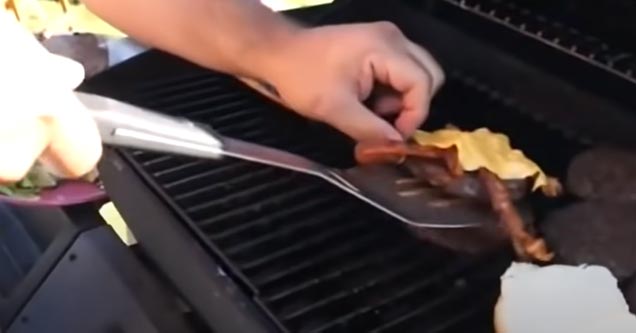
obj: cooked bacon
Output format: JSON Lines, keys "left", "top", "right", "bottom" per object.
{"left": 353, "top": 140, "right": 554, "bottom": 263}
{"left": 355, "top": 142, "right": 462, "bottom": 175}
{"left": 478, "top": 168, "right": 554, "bottom": 262}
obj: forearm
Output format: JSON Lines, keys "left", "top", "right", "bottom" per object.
{"left": 83, "top": 0, "right": 301, "bottom": 79}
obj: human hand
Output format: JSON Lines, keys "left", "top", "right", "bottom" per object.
{"left": 0, "top": 13, "right": 102, "bottom": 184}
{"left": 252, "top": 21, "right": 445, "bottom": 143}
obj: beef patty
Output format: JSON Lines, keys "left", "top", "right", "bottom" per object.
{"left": 541, "top": 201, "right": 636, "bottom": 280}
{"left": 406, "top": 190, "right": 534, "bottom": 255}
{"left": 567, "top": 146, "right": 636, "bottom": 201}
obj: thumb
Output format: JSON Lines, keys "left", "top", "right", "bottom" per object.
{"left": 44, "top": 53, "right": 85, "bottom": 92}
{"left": 319, "top": 93, "right": 404, "bottom": 143}
{"left": 36, "top": 53, "right": 101, "bottom": 179}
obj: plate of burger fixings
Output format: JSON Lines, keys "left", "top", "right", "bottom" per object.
{"left": 0, "top": 163, "right": 107, "bottom": 207}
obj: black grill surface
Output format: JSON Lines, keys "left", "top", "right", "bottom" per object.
{"left": 78, "top": 2, "right": 607, "bottom": 332}
{"left": 85, "top": 54, "right": 588, "bottom": 332}
{"left": 128, "top": 72, "right": 525, "bottom": 333}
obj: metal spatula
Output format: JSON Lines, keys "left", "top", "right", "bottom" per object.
{"left": 76, "top": 92, "right": 480, "bottom": 228}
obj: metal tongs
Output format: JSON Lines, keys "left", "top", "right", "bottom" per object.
{"left": 76, "top": 92, "right": 480, "bottom": 229}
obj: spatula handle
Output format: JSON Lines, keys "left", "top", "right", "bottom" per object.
{"left": 75, "top": 92, "right": 224, "bottom": 160}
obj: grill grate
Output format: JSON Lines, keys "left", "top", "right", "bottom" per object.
{"left": 106, "top": 58, "right": 586, "bottom": 332}
{"left": 441, "top": 0, "right": 636, "bottom": 82}
{"left": 432, "top": 0, "right": 636, "bottom": 120}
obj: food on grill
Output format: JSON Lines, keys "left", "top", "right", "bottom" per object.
{"left": 494, "top": 263, "right": 636, "bottom": 333}
{"left": 402, "top": 156, "right": 529, "bottom": 202}
{"left": 407, "top": 200, "right": 534, "bottom": 255}
{"left": 355, "top": 127, "right": 562, "bottom": 262}
{"left": 411, "top": 127, "right": 560, "bottom": 194}
{"left": 566, "top": 146, "right": 636, "bottom": 201}
{"left": 540, "top": 201, "right": 636, "bottom": 280}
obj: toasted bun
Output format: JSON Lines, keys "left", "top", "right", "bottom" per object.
{"left": 494, "top": 263, "right": 636, "bottom": 333}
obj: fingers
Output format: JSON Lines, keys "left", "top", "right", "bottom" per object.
{"left": 372, "top": 94, "right": 402, "bottom": 116}
{"left": 39, "top": 96, "right": 103, "bottom": 179}
{"left": 0, "top": 16, "right": 99, "bottom": 184}
{"left": 404, "top": 41, "right": 445, "bottom": 94}
{"left": 319, "top": 92, "right": 404, "bottom": 143}
{"left": 39, "top": 54, "right": 100, "bottom": 178}
{"left": 0, "top": 96, "right": 102, "bottom": 183}
{"left": 371, "top": 54, "right": 431, "bottom": 137}
{"left": 30, "top": 53, "right": 101, "bottom": 178}
{"left": 367, "top": 84, "right": 402, "bottom": 116}
{"left": 0, "top": 119, "right": 50, "bottom": 183}
{"left": 45, "top": 53, "right": 86, "bottom": 92}
{"left": 0, "top": 54, "right": 99, "bottom": 182}
{"left": 31, "top": 53, "right": 100, "bottom": 179}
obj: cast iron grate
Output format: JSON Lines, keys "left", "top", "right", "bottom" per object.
{"left": 433, "top": 0, "right": 636, "bottom": 116}
{"left": 111, "top": 62, "right": 584, "bottom": 332}
{"left": 441, "top": 0, "right": 636, "bottom": 82}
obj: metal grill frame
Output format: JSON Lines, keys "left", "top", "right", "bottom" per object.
{"left": 80, "top": 1, "right": 636, "bottom": 332}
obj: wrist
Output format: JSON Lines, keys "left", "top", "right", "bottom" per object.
{"left": 234, "top": 16, "right": 305, "bottom": 81}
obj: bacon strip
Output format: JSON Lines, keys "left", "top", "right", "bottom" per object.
{"left": 355, "top": 142, "right": 462, "bottom": 176}
{"left": 354, "top": 141, "right": 554, "bottom": 262}
{"left": 478, "top": 168, "right": 554, "bottom": 262}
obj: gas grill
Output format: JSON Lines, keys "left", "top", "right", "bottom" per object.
{"left": 78, "top": 0, "right": 636, "bottom": 332}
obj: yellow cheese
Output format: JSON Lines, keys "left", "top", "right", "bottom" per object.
{"left": 412, "top": 128, "right": 548, "bottom": 191}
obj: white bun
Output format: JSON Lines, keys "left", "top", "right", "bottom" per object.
{"left": 494, "top": 262, "right": 636, "bottom": 333}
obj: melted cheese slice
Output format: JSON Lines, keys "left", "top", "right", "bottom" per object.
{"left": 412, "top": 128, "right": 548, "bottom": 191}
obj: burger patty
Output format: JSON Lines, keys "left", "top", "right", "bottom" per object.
{"left": 567, "top": 146, "right": 636, "bottom": 202}
{"left": 406, "top": 191, "right": 534, "bottom": 255}
{"left": 403, "top": 158, "right": 528, "bottom": 203}
{"left": 540, "top": 201, "right": 636, "bottom": 280}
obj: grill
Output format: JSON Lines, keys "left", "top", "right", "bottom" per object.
{"left": 80, "top": 0, "right": 636, "bottom": 332}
